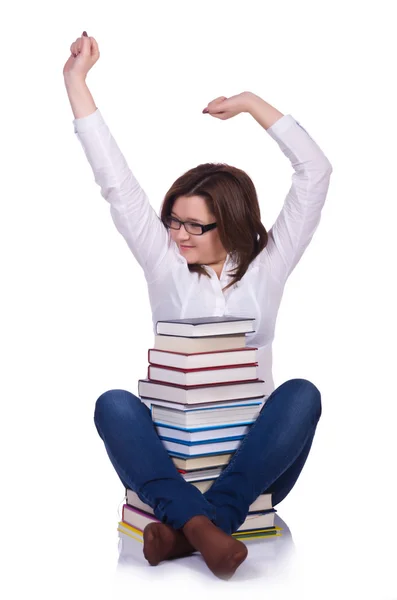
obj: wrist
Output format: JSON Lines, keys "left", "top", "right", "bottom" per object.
{"left": 245, "top": 94, "right": 285, "bottom": 129}
{"left": 243, "top": 91, "right": 262, "bottom": 114}
{"left": 63, "top": 73, "right": 87, "bottom": 88}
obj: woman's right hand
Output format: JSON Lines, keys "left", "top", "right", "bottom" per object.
{"left": 63, "top": 32, "right": 100, "bottom": 81}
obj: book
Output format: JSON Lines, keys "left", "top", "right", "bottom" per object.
{"left": 171, "top": 453, "right": 234, "bottom": 471}
{"left": 159, "top": 436, "right": 244, "bottom": 457}
{"left": 141, "top": 396, "right": 266, "bottom": 412}
{"left": 150, "top": 401, "right": 264, "bottom": 427}
{"left": 138, "top": 379, "right": 266, "bottom": 405}
{"left": 154, "top": 333, "right": 247, "bottom": 353}
{"left": 117, "top": 521, "right": 144, "bottom": 543}
{"left": 233, "top": 529, "right": 282, "bottom": 541}
{"left": 148, "top": 347, "right": 257, "bottom": 370}
{"left": 126, "top": 488, "right": 273, "bottom": 515}
{"left": 156, "top": 316, "right": 255, "bottom": 337}
{"left": 122, "top": 504, "right": 276, "bottom": 533}
{"left": 181, "top": 467, "right": 224, "bottom": 481}
{"left": 147, "top": 363, "right": 258, "bottom": 386}
{"left": 237, "top": 512, "right": 276, "bottom": 532}
{"left": 154, "top": 422, "right": 252, "bottom": 443}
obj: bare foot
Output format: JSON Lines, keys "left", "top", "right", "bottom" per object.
{"left": 183, "top": 515, "right": 248, "bottom": 579}
{"left": 143, "top": 522, "right": 196, "bottom": 565}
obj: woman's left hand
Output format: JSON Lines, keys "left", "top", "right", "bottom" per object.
{"left": 202, "top": 91, "right": 253, "bottom": 120}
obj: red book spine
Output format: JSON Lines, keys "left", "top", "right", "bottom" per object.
{"left": 149, "top": 347, "right": 257, "bottom": 358}
{"left": 146, "top": 375, "right": 260, "bottom": 387}
{"left": 148, "top": 363, "right": 258, "bottom": 374}
{"left": 141, "top": 379, "right": 263, "bottom": 390}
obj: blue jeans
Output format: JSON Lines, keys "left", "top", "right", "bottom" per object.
{"left": 94, "top": 378, "right": 322, "bottom": 534}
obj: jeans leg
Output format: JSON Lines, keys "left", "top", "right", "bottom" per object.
{"left": 260, "top": 424, "right": 317, "bottom": 506}
{"left": 94, "top": 389, "right": 216, "bottom": 529}
{"left": 203, "top": 378, "right": 322, "bottom": 534}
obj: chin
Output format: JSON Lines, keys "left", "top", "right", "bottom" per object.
{"left": 179, "top": 248, "right": 197, "bottom": 259}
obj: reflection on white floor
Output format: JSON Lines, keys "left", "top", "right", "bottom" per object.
{"left": 116, "top": 512, "right": 298, "bottom": 583}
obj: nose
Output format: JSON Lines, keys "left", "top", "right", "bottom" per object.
{"left": 175, "top": 223, "right": 192, "bottom": 242}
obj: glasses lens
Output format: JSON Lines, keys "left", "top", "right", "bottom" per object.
{"left": 165, "top": 217, "right": 203, "bottom": 235}
{"left": 165, "top": 217, "right": 179, "bottom": 229}
{"left": 185, "top": 223, "right": 203, "bottom": 235}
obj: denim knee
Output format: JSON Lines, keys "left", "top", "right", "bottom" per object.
{"left": 286, "top": 378, "right": 322, "bottom": 421}
{"left": 94, "top": 388, "right": 140, "bottom": 428}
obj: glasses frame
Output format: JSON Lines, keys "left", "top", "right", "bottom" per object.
{"left": 163, "top": 215, "right": 218, "bottom": 236}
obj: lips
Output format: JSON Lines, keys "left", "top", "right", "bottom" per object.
{"left": 180, "top": 245, "right": 194, "bottom": 249}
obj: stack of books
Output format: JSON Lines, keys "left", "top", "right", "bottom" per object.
{"left": 118, "top": 316, "right": 283, "bottom": 543}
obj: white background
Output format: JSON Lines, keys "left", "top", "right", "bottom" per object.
{"left": 2, "top": 1, "right": 397, "bottom": 598}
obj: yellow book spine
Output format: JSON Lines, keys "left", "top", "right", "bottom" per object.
{"left": 232, "top": 526, "right": 282, "bottom": 536}
{"left": 234, "top": 533, "right": 282, "bottom": 541}
{"left": 117, "top": 521, "right": 143, "bottom": 536}
{"left": 117, "top": 527, "right": 144, "bottom": 543}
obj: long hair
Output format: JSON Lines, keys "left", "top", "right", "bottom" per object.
{"left": 160, "top": 163, "right": 268, "bottom": 293}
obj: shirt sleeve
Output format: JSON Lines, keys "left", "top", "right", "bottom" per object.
{"left": 261, "top": 114, "right": 333, "bottom": 283}
{"left": 73, "top": 108, "right": 174, "bottom": 281}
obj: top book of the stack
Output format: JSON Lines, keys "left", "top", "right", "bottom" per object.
{"left": 156, "top": 316, "right": 255, "bottom": 338}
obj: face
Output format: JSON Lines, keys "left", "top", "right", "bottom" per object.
{"left": 168, "top": 195, "right": 227, "bottom": 269}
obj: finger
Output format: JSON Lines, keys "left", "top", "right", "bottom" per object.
{"left": 209, "top": 96, "right": 226, "bottom": 104}
{"left": 205, "top": 96, "right": 228, "bottom": 113}
{"left": 208, "top": 96, "right": 227, "bottom": 107}
{"left": 74, "top": 39, "right": 82, "bottom": 54}
{"left": 76, "top": 34, "right": 87, "bottom": 54}
{"left": 80, "top": 35, "right": 91, "bottom": 56}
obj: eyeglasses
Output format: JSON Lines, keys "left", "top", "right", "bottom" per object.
{"left": 163, "top": 216, "right": 218, "bottom": 236}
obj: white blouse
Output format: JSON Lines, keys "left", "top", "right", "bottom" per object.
{"left": 73, "top": 109, "right": 333, "bottom": 398}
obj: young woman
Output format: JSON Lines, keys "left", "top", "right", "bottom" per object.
{"left": 64, "top": 32, "right": 333, "bottom": 580}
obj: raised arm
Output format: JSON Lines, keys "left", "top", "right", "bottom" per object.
{"left": 246, "top": 94, "right": 333, "bottom": 283}
{"left": 63, "top": 33, "right": 173, "bottom": 281}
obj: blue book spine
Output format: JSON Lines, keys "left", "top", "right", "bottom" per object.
{"left": 167, "top": 449, "right": 236, "bottom": 459}
{"left": 159, "top": 435, "right": 244, "bottom": 446}
{"left": 153, "top": 421, "right": 254, "bottom": 433}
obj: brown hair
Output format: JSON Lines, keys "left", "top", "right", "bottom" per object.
{"left": 160, "top": 163, "right": 268, "bottom": 292}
